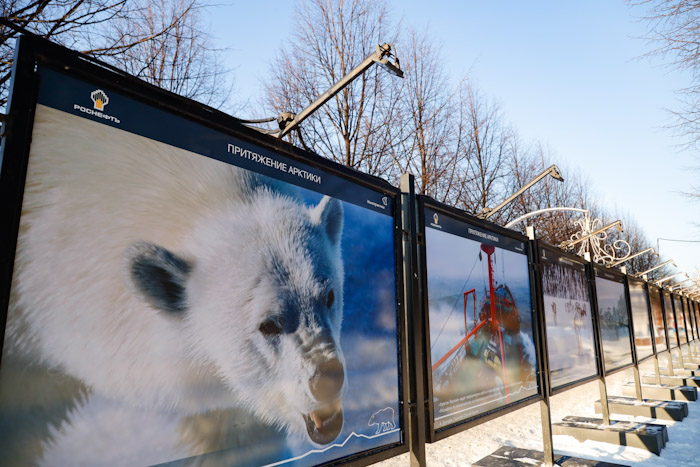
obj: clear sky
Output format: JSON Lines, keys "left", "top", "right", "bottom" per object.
{"left": 207, "top": 1, "right": 700, "bottom": 281}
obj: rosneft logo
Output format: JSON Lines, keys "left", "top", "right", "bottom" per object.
{"left": 91, "top": 89, "right": 109, "bottom": 110}
{"left": 73, "top": 89, "right": 121, "bottom": 124}
{"left": 433, "top": 213, "right": 439, "bottom": 224}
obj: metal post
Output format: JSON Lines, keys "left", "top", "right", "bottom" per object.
{"left": 589, "top": 266, "right": 611, "bottom": 425}
{"left": 529, "top": 228, "right": 555, "bottom": 467}
{"left": 400, "top": 174, "right": 426, "bottom": 467}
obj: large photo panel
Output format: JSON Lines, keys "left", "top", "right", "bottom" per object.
{"left": 688, "top": 299, "right": 696, "bottom": 341}
{"left": 594, "top": 269, "right": 633, "bottom": 373}
{"left": 685, "top": 297, "right": 696, "bottom": 341}
{"left": 423, "top": 207, "right": 538, "bottom": 431}
{"left": 663, "top": 291, "right": 679, "bottom": 348}
{"left": 673, "top": 294, "right": 689, "bottom": 345}
{"left": 649, "top": 286, "right": 668, "bottom": 353}
{"left": 0, "top": 63, "right": 404, "bottom": 467}
{"left": 539, "top": 248, "right": 597, "bottom": 390}
{"left": 628, "top": 280, "right": 653, "bottom": 362}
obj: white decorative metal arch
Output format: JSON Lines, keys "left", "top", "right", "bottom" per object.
{"left": 505, "top": 207, "right": 588, "bottom": 229}
{"left": 505, "top": 207, "right": 632, "bottom": 266}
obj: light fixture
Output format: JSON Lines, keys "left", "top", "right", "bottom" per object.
{"left": 478, "top": 165, "right": 564, "bottom": 220}
{"left": 671, "top": 279, "right": 693, "bottom": 291}
{"left": 610, "top": 247, "right": 657, "bottom": 267}
{"left": 559, "top": 220, "right": 622, "bottom": 250}
{"left": 656, "top": 271, "right": 689, "bottom": 286}
{"left": 276, "top": 43, "right": 403, "bottom": 139}
{"left": 637, "top": 259, "right": 676, "bottom": 278}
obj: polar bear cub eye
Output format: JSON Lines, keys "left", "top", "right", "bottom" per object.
{"left": 326, "top": 289, "right": 335, "bottom": 308}
{"left": 259, "top": 319, "right": 282, "bottom": 337}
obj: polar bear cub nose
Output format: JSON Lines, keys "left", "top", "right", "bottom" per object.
{"left": 309, "top": 357, "right": 344, "bottom": 402}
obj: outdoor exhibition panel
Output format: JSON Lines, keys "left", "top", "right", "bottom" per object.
{"left": 537, "top": 244, "right": 598, "bottom": 394}
{"left": 627, "top": 278, "right": 654, "bottom": 363}
{"left": 592, "top": 267, "right": 634, "bottom": 374}
{"left": 663, "top": 290, "right": 679, "bottom": 348}
{"left": 648, "top": 285, "right": 668, "bottom": 353}
{"left": 672, "top": 294, "right": 689, "bottom": 345}
{"left": 688, "top": 298, "right": 698, "bottom": 342}
{"left": 0, "top": 36, "right": 409, "bottom": 467}
{"left": 418, "top": 197, "right": 541, "bottom": 441}
{"left": 684, "top": 297, "right": 696, "bottom": 342}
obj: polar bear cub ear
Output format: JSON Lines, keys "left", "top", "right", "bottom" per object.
{"left": 310, "top": 196, "right": 343, "bottom": 245}
{"left": 124, "top": 241, "right": 192, "bottom": 314}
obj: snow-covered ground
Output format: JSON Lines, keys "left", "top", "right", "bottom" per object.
{"left": 374, "top": 351, "right": 700, "bottom": 466}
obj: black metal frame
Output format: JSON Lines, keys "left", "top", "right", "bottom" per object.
{"left": 534, "top": 243, "right": 601, "bottom": 396}
{"left": 590, "top": 265, "right": 636, "bottom": 376}
{"left": 689, "top": 298, "right": 699, "bottom": 342}
{"left": 648, "top": 284, "right": 670, "bottom": 356}
{"left": 627, "top": 276, "right": 655, "bottom": 365}
{"left": 416, "top": 196, "right": 543, "bottom": 443}
{"left": 661, "top": 289, "right": 680, "bottom": 350}
{"left": 683, "top": 296, "right": 696, "bottom": 343}
{"left": 671, "top": 293, "right": 690, "bottom": 347}
{"left": 0, "top": 35, "right": 410, "bottom": 467}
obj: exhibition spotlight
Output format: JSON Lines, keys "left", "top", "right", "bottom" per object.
{"left": 275, "top": 43, "right": 403, "bottom": 139}
{"left": 656, "top": 271, "right": 689, "bottom": 286}
{"left": 478, "top": 164, "right": 564, "bottom": 220}
{"left": 636, "top": 259, "right": 676, "bottom": 278}
{"left": 670, "top": 279, "right": 693, "bottom": 291}
{"left": 679, "top": 285, "right": 699, "bottom": 295}
{"left": 610, "top": 247, "right": 657, "bottom": 267}
{"left": 559, "top": 220, "right": 623, "bottom": 250}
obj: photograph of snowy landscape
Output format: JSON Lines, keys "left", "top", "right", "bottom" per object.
{"left": 541, "top": 255, "right": 597, "bottom": 389}
{"left": 629, "top": 281, "right": 654, "bottom": 361}
{"left": 594, "top": 275, "right": 633, "bottom": 372}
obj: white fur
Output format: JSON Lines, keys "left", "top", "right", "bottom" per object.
{"left": 9, "top": 105, "right": 345, "bottom": 438}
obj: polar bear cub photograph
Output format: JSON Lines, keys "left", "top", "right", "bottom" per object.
{"left": 1, "top": 104, "right": 356, "bottom": 465}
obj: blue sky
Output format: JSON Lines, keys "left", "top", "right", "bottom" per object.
{"left": 207, "top": 1, "right": 700, "bottom": 279}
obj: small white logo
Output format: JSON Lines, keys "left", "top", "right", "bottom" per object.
{"left": 368, "top": 407, "right": 396, "bottom": 435}
{"left": 91, "top": 89, "right": 109, "bottom": 111}
{"left": 382, "top": 196, "right": 388, "bottom": 206}
{"left": 433, "top": 213, "right": 439, "bottom": 224}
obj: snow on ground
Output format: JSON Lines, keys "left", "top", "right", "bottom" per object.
{"left": 374, "top": 351, "right": 700, "bottom": 466}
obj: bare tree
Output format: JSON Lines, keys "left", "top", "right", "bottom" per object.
{"left": 264, "top": 0, "right": 399, "bottom": 176}
{"left": 502, "top": 140, "right": 598, "bottom": 246}
{"left": 0, "top": 0, "right": 231, "bottom": 108}
{"left": 454, "top": 82, "right": 513, "bottom": 219}
{"left": 386, "top": 28, "right": 465, "bottom": 200}
{"left": 633, "top": 1, "right": 700, "bottom": 156}
{"left": 101, "top": 0, "right": 231, "bottom": 107}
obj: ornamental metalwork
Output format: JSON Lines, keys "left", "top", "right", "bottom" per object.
{"left": 563, "top": 211, "right": 631, "bottom": 266}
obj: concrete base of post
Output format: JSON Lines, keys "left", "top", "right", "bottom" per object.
{"left": 594, "top": 396, "right": 688, "bottom": 421}
{"left": 551, "top": 416, "right": 667, "bottom": 456}
{"left": 622, "top": 382, "right": 697, "bottom": 401}
{"left": 473, "top": 446, "right": 630, "bottom": 466}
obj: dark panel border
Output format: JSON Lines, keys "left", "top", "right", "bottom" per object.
{"left": 536, "top": 242, "right": 600, "bottom": 396}
{"left": 627, "top": 276, "right": 655, "bottom": 365}
{"left": 591, "top": 264, "right": 636, "bottom": 376}
{"left": 0, "top": 34, "right": 409, "bottom": 467}
{"left": 416, "top": 196, "right": 542, "bottom": 443}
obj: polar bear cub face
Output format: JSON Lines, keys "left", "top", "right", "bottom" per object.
{"left": 125, "top": 192, "right": 346, "bottom": 445}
